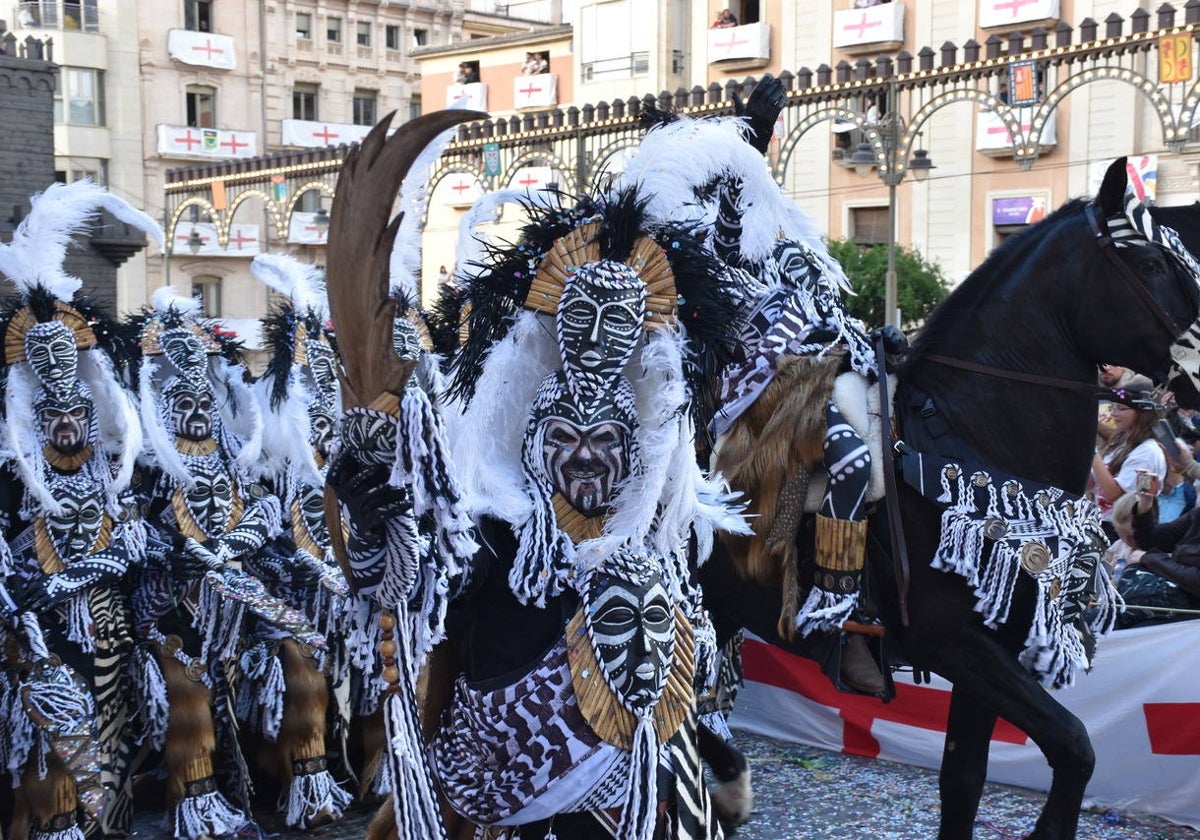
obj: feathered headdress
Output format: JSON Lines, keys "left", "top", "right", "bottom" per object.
{"left": 0, "top": 181, "right": 157, "bottom": 513}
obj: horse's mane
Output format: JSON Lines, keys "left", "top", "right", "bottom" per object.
{"left": 906, "top": 198, "right": 1087, "bottom": 360}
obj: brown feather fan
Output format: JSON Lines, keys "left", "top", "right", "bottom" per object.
{"left": 325, "top": 108, "right": 485, "bottom": 409}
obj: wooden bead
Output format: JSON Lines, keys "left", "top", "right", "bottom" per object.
{"left": 378, "top": 611, "right": 396, "bottom": 631}
{"left": 379, "top": 640, "right": 397, "bottom": 658}
{"left": 381, "top": 666, "right": 400, "bottom": 685}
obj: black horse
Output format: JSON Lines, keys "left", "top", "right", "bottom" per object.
{"left": 700, "top": 157, "right": 1200, "bottom": 840}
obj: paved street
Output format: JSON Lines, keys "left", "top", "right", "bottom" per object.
{"left": 127, "top": 730, "right": 1198, "bottom": 839}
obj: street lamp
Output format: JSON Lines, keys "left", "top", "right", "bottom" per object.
{"left": 851, "top": 106, "right": 935, "bottom": 328}
{"left": 312, "top": 207, "right": 330, "bottom": 237}
{"left": 186, "top": 227, "right": 204, "bottom": 255}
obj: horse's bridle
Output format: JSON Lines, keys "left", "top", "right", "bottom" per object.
{"left": 1084, "top": 202, "right": 1186, "bottom": 340}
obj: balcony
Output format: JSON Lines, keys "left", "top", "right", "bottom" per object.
{"left": 90, "top": 208, "right": 150, "bottom": 267}
{"left": 707, "top": 21, "right": 771, "bottom": 65}
{"left": 513, "top": 73, "right": 558, "bottom": 110}
{"left": 13, "top": 1, "right": 99, "bottom": 32}
{"left": 156, "top": 125, "right": 258, "bottom": 159}
{"left": 167, "top": 29, "right": 237, "bottom": 70}
{"left": 281, "top": 119, "right": 371, "bottom": 148}
{"left": 975, "top": 107, "right": 1056, "bottom": 157}
{"left": 833, "top": 3, "right": 905, "bottom": 55}
{"left": 582, "top": 52, "right": 649, "bottom": 82}
{"left": 170, "top": 222, "right": 261, "bottom": 257}
{"left": 446, "top": 82, "right": 487, "bottom": 111}
{"left": 978, "top": 0, "right": 1059, "bottom": 33}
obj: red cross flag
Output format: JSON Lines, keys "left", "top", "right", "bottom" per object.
{"left": 167, "top": 29, "right": 237, "bottom": 70}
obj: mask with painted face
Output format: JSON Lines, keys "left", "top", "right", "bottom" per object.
{"left": 184, "top": 468, "right": 234, "bottom": 536}
{"left": 24, "top": 321, "right": 79, "bottom": 392}
{"left": 44, "top": 479, "right": 106, "bottom": 558}
{"left": 164, "top": 379, "right": 216, "bottom": 442}
{"left": 36, "top": 384, "right": 95, "bottom": 457}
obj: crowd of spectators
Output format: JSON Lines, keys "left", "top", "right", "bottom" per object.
{"left": 1088, "top": 364, "right": 1200, "bottom": 626}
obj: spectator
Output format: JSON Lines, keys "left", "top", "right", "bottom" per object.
{"left": 521, "top": 52, "right": 540, "bottom": 76}
{"left": 1103, "top": 492, "right": 1145, "bottom": 582}
{"left": 997, "top": 81, "right": 1009, "bottom": 105}
{"left": 1090, "top": 387, "right": 1167, "bottom": 539}
{"left": 712, "top": 9, "right": 738, "bottom": 28}
{"left": 455, "top": 62, "right": 478, "bottom": 85}
{"left": 535, "top": 52, "right": 549, "bottom": 74}
{"left": 437, "top": 265, "right": 450, "bottom": 285}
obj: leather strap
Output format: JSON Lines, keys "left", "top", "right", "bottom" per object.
{"left": 875, "top": 334, "right": 910, "bottom": 627}
{"left": 922, "top": 353, "right": 1100, "bottom": 395}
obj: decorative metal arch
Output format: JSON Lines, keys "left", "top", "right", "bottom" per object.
{"left": 776, "top": 106, "right": 865, "bottom": 185}
{"left": 1035, "top": 66, "right": 1179, "bottom": 158}
{"left": 587, "top": 138, "right": 642, "bottom": 191}
{"left": 903, "top": 89, "right": 1023, "bottom": 173}
{"left": 422, "top": 164, "right": 487, "bottom": 226}
{"left": 224, "top": 188, "right": 286, "bottom": 244}
{"left": 502, "top": 149, "right": 577, "bottom": 193}
{"left": 167, "top": 197, "right": 219, "bottom": 250}
{"left": 283, "top": 180, "right": 335, "bottom": 237}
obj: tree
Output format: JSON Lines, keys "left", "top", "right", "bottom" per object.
{"left": 824, "top": 238, "right": 951, "bottom": 331}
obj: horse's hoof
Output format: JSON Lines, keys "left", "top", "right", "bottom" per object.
{"left": 711, "top": 765, "right": 754, "bottom": 828}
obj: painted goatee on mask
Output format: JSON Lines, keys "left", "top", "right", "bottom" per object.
{"left": 45, "top": 480, "right": 105, "bottom": 558}
{"left": 555, "top": 261, "right": 646, "bottom": 411}
{"left": 526, "top": 372, "right": 639, "bottom": 517}
{"left": 165, "top": 381, "right": 215, "bottom": 441}
{"left": 583, "top": 550, "right": 675, "bottom": 712}
{"left": 185, "top": 469, "right": 234, "bottom": 535}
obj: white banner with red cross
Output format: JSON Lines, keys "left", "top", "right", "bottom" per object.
{"left": 281, "top": 119, "right": 372, "bottom": 149}
{"left": 731, "top": 620, "right": 1200, "bottom": 829}
{"left": 978, "top": 0, "right": 1060, "bottom": 30}
{"left": 167, "top": 29, "right": 237, "bottom": 70}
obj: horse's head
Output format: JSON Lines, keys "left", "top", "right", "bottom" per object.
{"left": 1077, "top": 158, "right": 1200, "bottom": 407}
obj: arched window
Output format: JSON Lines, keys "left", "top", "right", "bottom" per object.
{"left": 192, "top": 275, "right": 221, "bottom": 317}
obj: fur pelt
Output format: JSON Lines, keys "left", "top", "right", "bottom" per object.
{"left": 159, "top": 653, "right": 217, "bottom": 805}
{"left": 713, "top": 353, "right": 842, "bottom": 585}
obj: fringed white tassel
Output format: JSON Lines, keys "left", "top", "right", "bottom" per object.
{"left": 21, "top": 668, "right": 92, "bottom": 732}
{"left": 794, "top": 586, "right": 857, "bottom": 636}
{"left": 173, "top": 789, "right": 246, "bottom": 840}
{"left": 699, "top": 709, "right": 733, "bottom": 742}
{"left": 133, "top": 646, "right": 170, "bottom": 750}
{"left": 30, "top": 821, "right": 87, "bottom": 840}
{"left": 618, "top": 714, "right": 658, "bottom": 840}
{"left": 383, "top": 610, "right": 449, "bottom": 840}
{"left": 63, "top": 594, "right": 95, "bottom": 653}
{"left": 283, "top": 768, "right": 352, "bottom": 828}
{"left": 256, "top": 653, "right": 286, "bottom": 741}
{"left": 198, "top": 573, "right": 245, "bottom": 664}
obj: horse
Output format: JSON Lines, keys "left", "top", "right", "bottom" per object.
{"left": 698, "top": 156, "right": 1200, "bottom": 840}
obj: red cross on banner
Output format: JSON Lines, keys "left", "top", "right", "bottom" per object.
{"left": 220, "top": 134, "right": 249, "bottom": 154}
{"left": 741, "top": 638, "right": 1028, "bottom": 758}
{"left": 302, "top": 225, "right": 327, "bottom": 238}
{"left": 518, "top": 83, "right": 543, "bottom": 97}
{"left": 992, "top": 0, "right": 1038, "bottom": 18}
{"left": 844, "top": 13, "right": 882, "bottom": 38}
{"left": 192, "top": 38, "right": 225, "bottom": 59}
{"left": 1143, "top": 703, "right": 1200, "bottom": 755}
{"left": 226, "top": 230, "right": 256, "bottom": 250}
{"left": 312, "top": 125, "right": 339, "bottom": 144}
{"left": 714, "top": 32, "right": 750, "bottom": 51}
{"left": 450, "top": 180, "right": 472, "bottom": 194}
{"left": 175, "top": 130, "right": 201, "bottom": 151}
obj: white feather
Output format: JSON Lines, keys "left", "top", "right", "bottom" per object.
{"left": 251, "top": 254, "right": 327, "bottom": 319}
{"left": 390, "top": 126, "right": 461, "bottom": 304}
{"left": 0, "top": 180, "right": 162, "bottom": 300}
{"left": 137, "top": 356, "right": 195, "bottom": 488}
{"left": 79, "top": 350, "right": 142, "bottom": 496}
{"left": 3, "top": 367, "right": 62, "bottom": 515}
{"left": 151, "top": 285, "right": 202, "bottom": 316}
{"left": 453, "top": 189, "right": 536, "bottom": 281}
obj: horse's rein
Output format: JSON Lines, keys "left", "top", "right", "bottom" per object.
{"left": 1084, "top": 202, "right": 1185, "bottom": 339}
{"left": 920, "top": 353, "right": 1100, "bottom": 394}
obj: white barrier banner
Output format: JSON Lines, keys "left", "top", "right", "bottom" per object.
{"left": 732, "top": 620, "right": 1200, "bottom": 829}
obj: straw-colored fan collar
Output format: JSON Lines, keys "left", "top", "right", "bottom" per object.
{"left": 525, "top": 222, "right": 678, "bottom": 330}
{"left": 4, "top": 303, "right": 97, "bottom": 365}
{"left": 140, "top": 319, "right": 223, "bottom": 357}
{"left": 566, "top": 605, "right": 694, "bottom": 749}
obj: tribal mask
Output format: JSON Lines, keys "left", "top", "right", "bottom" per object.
{"left": 295, "top": 483, "right": 329, "bottom": 547}
{"left": 525, "top": 372, "right": 638, "bottom": 517}
{"left": 163, "top": 378, "right": 216, "bottom": 442}
{"left": 24, "top": 321, "right": 79, "bottom": 391}
{"left": 393, "top": 316, "right": 423, "bottom": 363}
{"left": 304, "top": 339, "right": 338, "bottom": 458}
{"left": 159, "top": 327, "right": 210, "bottom": 386}
{"left": 36, "top": 384, "right": 95, "bottom": 457}
{"left": 556, "top": 261, "right": 646, "bottom": 410}
{"left": 583, "top": 551, "right": 674, "bottom": 712}
{"left": 45, "top": 477, "right": 105, "bottom": 558}
{"left": 184, "top": 468, "right": 234, "bottom": 535}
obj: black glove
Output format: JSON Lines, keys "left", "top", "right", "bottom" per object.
{"left": 732, "top": 74, "right": 785, "bottom": 155}
{"left": 326, "top": 454, "right": 413, "bottom": 536}
{"left": 871, "top": 324, "right": 909, "bottom": 356}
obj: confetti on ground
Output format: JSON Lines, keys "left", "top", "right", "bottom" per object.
{"left": 731, "top": 731, "right": 1198, "bottom": 840}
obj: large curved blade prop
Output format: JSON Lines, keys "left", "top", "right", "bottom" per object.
{"left": 326, "top": 109, "right": 484, "bottom": 408}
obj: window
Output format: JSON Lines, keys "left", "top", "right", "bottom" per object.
{"left": 293, "top": 84, "right": 318, "bottom": 121}
{"left": 408, "top": 94, "right": 421, "bottom": 122}
{"left": 386, "top": 25, "right": 401, "bottom": 50}
{"left": 327, "top": 17, "right": 342, "bottom": 42}
{"left": 192, "top": 276, "right": 221, "bottom": 317}
{"left": 184, "top": 0, "right": 212, "bottom": 32}
{"left": 186, "top": 84, "right": 216, "bottom": 128}
{"left": 734, "top": 0, "right": 760, "bottom": 24}
{"left": 295, "top": 12, "right": 312, "bottom": 39}
{"left": 413, "top": 27, "right": 428, "bottom": 46}
{"left": 356, "top": 21, "right": 371, "bottom": 46}
{"left": 850, "top": 206, "right": 890, "bottom": 247}
{"left": 69, "top": 161, "right": 108, "bottom": 185}
{"left": 352, "top": 89, "right": 377, "bottom": 126}
{"left": 53, "top": 68, "right": 106, "bottom": 126}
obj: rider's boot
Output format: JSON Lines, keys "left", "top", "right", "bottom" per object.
{"left": 813, "top": 514, "right": 885, "bottom": 694}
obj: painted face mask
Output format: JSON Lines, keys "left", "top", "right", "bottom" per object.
{"left": 556, "top": 261, "right": 646, "bottom": 410}
{"left": 295, "top": 483, "right": 330, "bottom": 547}
{"left": 45, "top": 483, "right": 105, "bottom": 558}
{"left": 159, "top": 327, "right": 210, "bottom": 384}
{"left": 165, "top": 380, "right": 215, "bottom": 441}
{"left": 583, "top": 551, "right": 675, "bottom": 712}
{"left": 36, "top": 387, "right": 95, "bottom": 456}
{"left": 528, "top": 373, "right": 637, "bottom": 517}
{"left": 24, "top": 321, "right": 80, "bottom": 391}
{"left": 392, "top": 316, "right": 424, "bottom": 363}
{"left": 184, "top": 469, "right": 234, "bottom": 535}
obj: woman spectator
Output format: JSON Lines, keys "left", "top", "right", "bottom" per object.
{"left": 712, "top": 9, "right": 738, "bottom": 27}
{"left": 1090, "top": 387, "right": 1167, "bottom": 539}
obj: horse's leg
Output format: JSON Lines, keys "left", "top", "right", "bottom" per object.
{"left": 938, "top": 686, "right": 998, "bottom": 839}
{"left": 923, "top": 626, "right": 1094, "bottom": 840}
{"left": 697, "top": 722, "right": 753, "bottom": 828}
